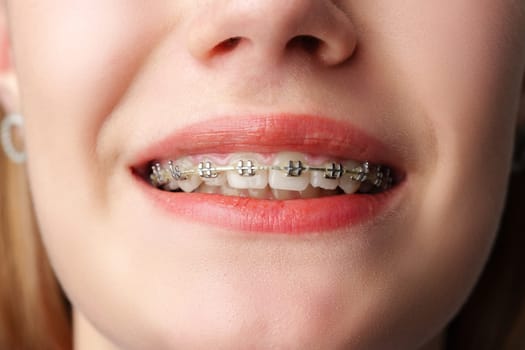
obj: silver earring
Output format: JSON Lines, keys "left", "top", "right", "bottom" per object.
{"left": 513, "top": 126, "right": 525, "bottom": 173}
{"left": 1, "top": 113, "right": 26, "bottom": 164}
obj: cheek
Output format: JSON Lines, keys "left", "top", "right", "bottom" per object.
{"left": 8, "top": 1, "right": 175, "bottom": 215}
{"left": 363, "top": 0, "right": 525, "bottom": 334}
{"left": 412, "top": 2, "right": 522, "bottom": 158}
{"left": 411, "top": 0, "right": 523, "bottom": 319}
{"left": 373, "top": 1, "right": 524, "bottom": 219}
{"left": 407, "top": 2, "right": 523, "bottom": 234}
{"left": 6, "top": 0, "right": 171, "bottom": 303}
{"left": 9, "top": 2, "right": 169, "bottom": 163}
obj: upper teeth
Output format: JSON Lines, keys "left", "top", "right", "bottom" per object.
{"left": 149, "top": 152, "right": 392, "bottom": 194}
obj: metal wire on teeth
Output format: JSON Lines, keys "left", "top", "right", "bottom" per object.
{"left": 150, "top": 159, "right": 393, "bottom": 191}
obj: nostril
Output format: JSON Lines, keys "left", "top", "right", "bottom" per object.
{"left": 287, "top": 35, "right": 322, "bottom": 55}
{"left": 212, "top": 37, "right": 243, "bottom": 55}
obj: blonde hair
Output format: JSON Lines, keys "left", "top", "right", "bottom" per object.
{"left": 0, "top": 133, "right": 71, "bottom": 350}
{"left": 0, "top": 120, "right": 524, "bottom": 349}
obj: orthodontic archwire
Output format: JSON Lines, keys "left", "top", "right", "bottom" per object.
{"left": 150, "top": 159, "right": 393, "bottom": 191}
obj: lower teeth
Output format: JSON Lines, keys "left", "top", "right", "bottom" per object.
{"left": 160, "top": 183, "right": 375, "bottom": 200}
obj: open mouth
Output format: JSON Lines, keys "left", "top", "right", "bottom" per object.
{"left": 130, "top": 115, "right": 406, "bottom": 234}
{"left": 142, "top": 152, "right": 394, "bottom": 199}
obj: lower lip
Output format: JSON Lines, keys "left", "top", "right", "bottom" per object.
{"left": 135, "top": 176, "right": 405, "bottom": 234}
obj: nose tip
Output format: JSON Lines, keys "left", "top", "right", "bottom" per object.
{"left": 187, "top": 0, "right": 357, "bottom": 66}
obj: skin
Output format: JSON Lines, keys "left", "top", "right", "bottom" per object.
{"left": 1, "top": 1, "right": 525, "bottom": 349}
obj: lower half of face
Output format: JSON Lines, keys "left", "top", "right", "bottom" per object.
{"left": 7, "top": 0, "right": 525, "bottom": 349}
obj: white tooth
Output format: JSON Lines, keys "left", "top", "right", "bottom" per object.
{"left": 179, "top": 175, "right": 202, "bottom": 192}
{"left": 226, "top": 154, "right": 268, "bottom": 189}
{"left": 196, "top": 184, "right": 221, "bottom": 194}
{"left": 176, "top": 158, "right": 202, "bottom": 193}
{"left": 248, "top": 187, "right": 273, "bottom": 199}
{"left": 204, "top": 174, "right": 226, "bottom": 186}
{"left": 220, "top": 185, "right": 249, "bottom": 197}
{"left": 339, "top": 160, "right": 361, "bottom": 194}
{"left": 310, "top": 162, "right": 340, "bottom": 190}
{"left": 269, "top": 152, "right": 309, "bottom": 191}
{"left": 159, "top": 161, "right": 180, "bottom": 191}
{"left": 200, "top": 160, "right": 227, "bottom": 186}
{"left": 163, "top": 181, "right": 179, "bottom": 191}
{"left": 271, "top": 189, "right": 301, "bottom": 200}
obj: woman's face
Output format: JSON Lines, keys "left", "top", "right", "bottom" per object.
{"left": 4, "top": 1, "right": 525, "bottom": 349}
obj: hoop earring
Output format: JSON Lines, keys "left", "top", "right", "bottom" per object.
{"left": 513, "top": 126, "right": 525, "bottom": 173}
{"left": 1, "top": 113, "right": 26, "bottom": 164}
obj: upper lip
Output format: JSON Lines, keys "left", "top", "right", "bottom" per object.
{"left": 130, "top": 114, "right": 405, "bottom": 176}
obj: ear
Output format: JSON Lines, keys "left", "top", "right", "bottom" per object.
{"left": 0, "top": 2, "right": 19, "bottom": 115}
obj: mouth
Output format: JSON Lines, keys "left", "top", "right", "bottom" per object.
{"left": 130, "top": 115, "right": 407, "bottom": 234}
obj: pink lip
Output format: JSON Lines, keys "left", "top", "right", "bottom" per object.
{"left": 131, "top": 114, "right": 406, "bottom": 234}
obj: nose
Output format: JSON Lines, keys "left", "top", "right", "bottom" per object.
{"left": 187, "top": 0, "right": 357, "bottom": 66}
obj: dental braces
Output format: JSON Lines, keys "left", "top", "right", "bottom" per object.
{"left": 150, "top": 159, "right": 393, "bottom": 191}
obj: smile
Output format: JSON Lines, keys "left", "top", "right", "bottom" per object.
{"left": 148, "top": 153, "right": 392, "bottom": 199}
{"left": 130, "top": 114, "right": 407, "bottom": 234}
